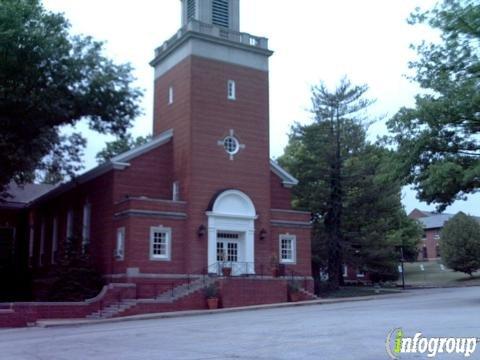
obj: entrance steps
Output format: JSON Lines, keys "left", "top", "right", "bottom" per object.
{"left": 85, "top": 277, "right": 217, "bottom": 320}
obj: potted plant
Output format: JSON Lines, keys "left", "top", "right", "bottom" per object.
{"left": 287, "top": 279, "right": 302, "bottom": 302}
{"left": 219, "top": 250, "right": 232, "bottom": 277}
{"left": 270, "top": 254, "right": 280, "bottom": 277}
{"left": 205, "top": 283, "right": 219, "bottom": 309}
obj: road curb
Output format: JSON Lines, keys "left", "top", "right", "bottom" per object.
{"left": 35, "top": 291, "right": 409, "bottom": 329}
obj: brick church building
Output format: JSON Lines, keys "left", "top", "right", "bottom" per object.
{"left": 0, "top": 0, "right": 313, "bottom": 325}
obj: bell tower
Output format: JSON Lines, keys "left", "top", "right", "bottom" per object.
{"left": 150, "top": 0, "right": 273, "bottom": 272}
{"left": 181, "top": 0, "right": 240, "bottom": 31}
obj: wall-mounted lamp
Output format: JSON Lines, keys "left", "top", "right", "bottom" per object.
{"left": 259, "top": 228, "right": 267, "bottom": 241}
{"left": 197, "top": 224, "right": 206, "bottom": 238}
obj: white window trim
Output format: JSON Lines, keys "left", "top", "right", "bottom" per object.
{"left": 51, "top": 216, "right": 58, "bottom": 264}
{"left": 150, "top": 226, "right": 172, "bottom": 261}
{"left": 343, "top": 265, "right": 348, "bottom": 277}
{"left": 115, "top": 227, "right": 125, "bottom": 261}
{"left": 66, "top": 209, "right": 74, "bottom": 242}
{"left": 357, "top": 268, "right": 366, "bottom": 278}
{"left": 168, "top": 86, "right": 174, "bottom": 105}
{"left": 28, "top": 226, "right": 34, "bottom": 263}
{"left": 39, "top": 219, "right": 45, "bottom": 267}
{"left": 82, "top": 202, "right": 91, "bottom": 251}
{"left": 227, "top": 80, "right": 236, "bottom": 100}
{"left": 279, "top": 234, "right": 296, "bottom": 264}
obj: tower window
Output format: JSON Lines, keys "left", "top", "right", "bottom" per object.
{"left": 223, "top": 136, "right": 239, "bottom": 155}
{"left": 168, "top": 86, "right": 174, "bottom": 105}
{"left": 115, "top": 227, "right": 125, "bottom": 261}
{"left": 187, "top": 0, "right": 196, "bottom": 20}
{"left": 212, "top": 0, "right": 229, "bottom": 28}
{"left": 227, "top": 80, "right": 236, "bottom": 100}
{"left": 172, "top": 181, "right": 180, "bottom": 201}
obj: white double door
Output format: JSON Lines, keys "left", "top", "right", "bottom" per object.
{"left": 216, "top": 232, "right": 246, "bottom": 275}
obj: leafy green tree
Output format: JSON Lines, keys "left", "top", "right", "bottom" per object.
{"left": 387, "top": 0, "right": 480, "bottom": 211}
{"left": 0, "top": 0, "right": 142, "bottom": 192}
{"left": 440, "top": 212, "right": 480, "bottom": 276}
{"left": 279, "top": 78, "right": 420, "bottom": 287}
{"left": 96, "top": 134, "right": 152, "bottom": 164}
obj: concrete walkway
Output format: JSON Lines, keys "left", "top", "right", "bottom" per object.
{"left": 1, "top": 287, "right": 479, "bottom": 359}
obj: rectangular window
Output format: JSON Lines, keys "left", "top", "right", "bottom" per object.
{"left": 66, "top": 209, "right": 74, "bottom": 243}
{"left": 172, "top": 181, "right": 180, "bottom": 201}
{"left": 227, "top": 80, "right": 236, "bottom": 100}
{"left": 433, "top": 233, "right": 440, "bottom": 240}
{"left": 82, "top": 202, "right": 91, "bottom": 252}
{"left": 212, "top": 0, "right": 229, "bottom": 28}
{"left": 343, "top": 265, "right": 348, "bottom": 277}
{"left": 168, "top": 86, "right": 174, "bottom": 105}
{"left": 357, "top": 268, "right": 366, "bottom": 278}
{"left": 39, "top": 219, "right": 45, "bottom": 267}
{"left": 28, "top": 226, "right": 34, "bottom": 267}
{"left": 422, "top": 246, "right": 428, "bottom": 259}
{"left": 150, "top": 226, "right": 171, "bottom": 261}
{"left": 115, "top": 227, "right": 125, "bottom": 261}
{"left": 279, "top": 234, "right": 296, "bottom": 264}
{"left": 51, "top": 216, "right": 58, "bottom": 264}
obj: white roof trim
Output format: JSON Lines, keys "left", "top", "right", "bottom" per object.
{"left": 270, "top": 159, "right": 299, "bottom": 188}
{"left": 112, "top": 129, "right": 173, "bottom": 163}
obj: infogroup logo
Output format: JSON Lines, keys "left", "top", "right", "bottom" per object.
{"left": 386, "top": 328, "right": 478, "bottom": 359}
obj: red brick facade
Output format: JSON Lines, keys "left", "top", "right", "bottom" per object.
{"left": 0, "top": 4, "right": 314, "bottom": 325}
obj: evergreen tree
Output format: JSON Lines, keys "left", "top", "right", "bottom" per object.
{"left": 279, "top": 78, "right": 421, "bottom": 287}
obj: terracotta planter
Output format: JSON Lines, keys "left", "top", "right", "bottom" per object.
{"left": 289, "top": 292, "right": 302, "bottom": 302}
{"left": 207, "top": 297, "right": 219, "bottom": 309}
{"left": 222, "top": 267, "right": 232, "bottom": 277}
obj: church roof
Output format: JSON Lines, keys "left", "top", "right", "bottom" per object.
{"left": 1, "top": 182, "right": 57, "bottom": 209}
{"left": 32, "top": 129, "right": 174, "bottom": 204}
{"left": 270, "top": 160, "right": 298, "bottom": 188}
{"left": 8, "top": 128, "right": 298, "bottom": 206}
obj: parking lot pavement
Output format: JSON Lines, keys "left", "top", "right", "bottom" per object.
{"left": 1, "top": 286, "right": 479, "bottom": 359}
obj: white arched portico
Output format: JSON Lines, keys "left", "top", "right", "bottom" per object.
{"left": 206, "top": 190, "right": 257, "bottom": 275}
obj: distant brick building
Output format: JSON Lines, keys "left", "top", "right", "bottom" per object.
{"left": 408, "top": 209, "right": 480, "bottom": 261}
{"left": 0, "top": 0, "right": 313, "bottom": 321}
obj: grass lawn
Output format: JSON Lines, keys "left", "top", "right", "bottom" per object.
{"left": 401, "top": 260, "right": 480, "bottom": 287}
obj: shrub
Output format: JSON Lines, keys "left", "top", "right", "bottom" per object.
{"left": 47, "top": 250, "right": 104, "bottom": 301}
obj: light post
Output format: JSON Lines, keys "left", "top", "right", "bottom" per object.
{"left": 396, "top": 245, "right": 406, "bottom": 290}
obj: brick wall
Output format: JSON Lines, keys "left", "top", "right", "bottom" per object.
{"left": 0, "top": 283, "right": 136, "bottom": 327}
{"left": 219, "top": 278, "right": 288, "bottom": 307}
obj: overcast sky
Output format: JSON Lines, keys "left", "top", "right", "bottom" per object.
{"left": 42, "top": 0, "right": 479, "bottom": 216}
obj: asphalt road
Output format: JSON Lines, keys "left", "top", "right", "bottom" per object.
{"left": 1, "top": 287, "right": 479, "bottom": 359}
